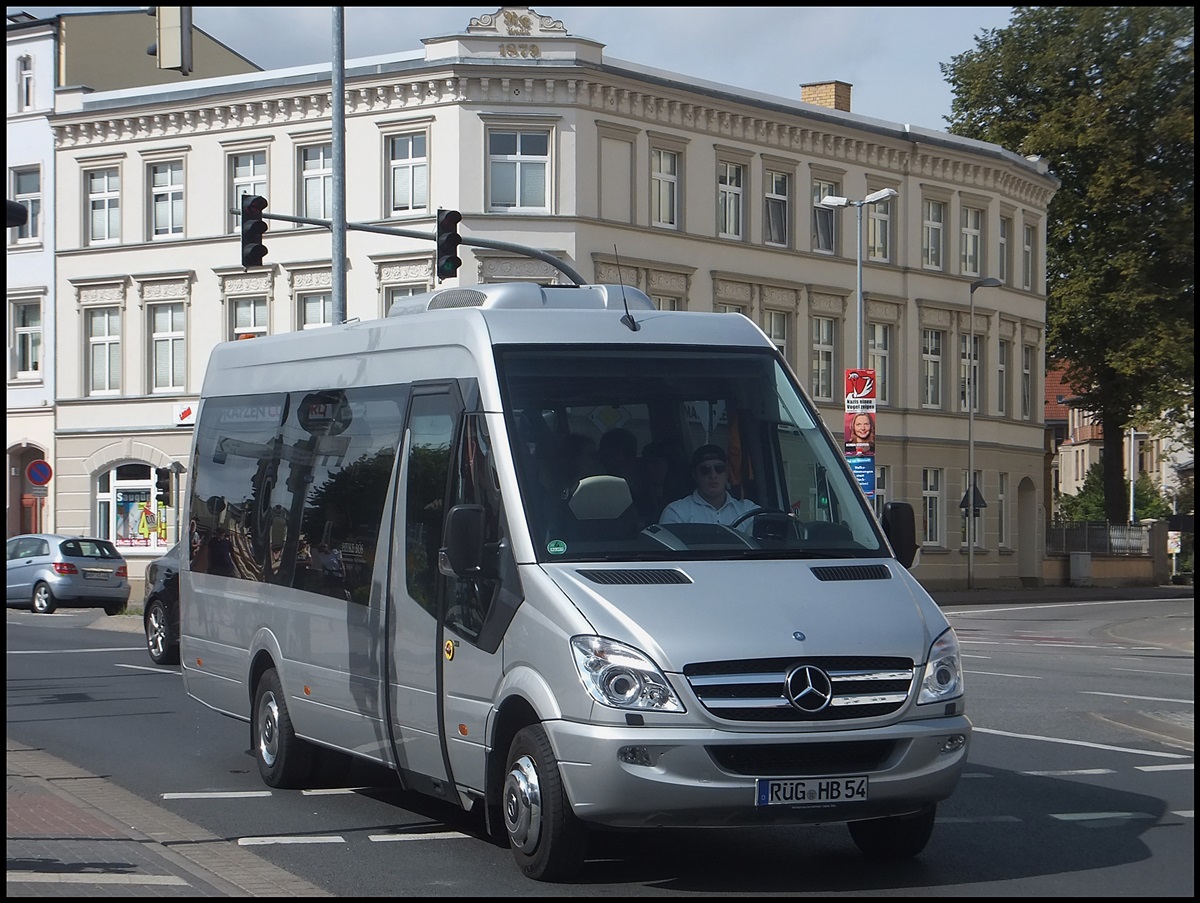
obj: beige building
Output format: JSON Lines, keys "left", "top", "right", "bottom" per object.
{"left": 41, "top": 6, "right": 1058, "bottom": 590}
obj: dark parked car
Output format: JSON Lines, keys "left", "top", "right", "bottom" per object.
{"left": 143, "top": 543, "right": 181, "bottom": 665}
{"left": 6, "top": 533, "right": 130, "bottom": 615}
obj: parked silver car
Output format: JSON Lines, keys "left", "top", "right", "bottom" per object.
{"left": 6, "top": 533, "right": 130, "bottom": 615}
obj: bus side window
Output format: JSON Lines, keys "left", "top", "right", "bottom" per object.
{"left": 404, "top": 394, "right": 456, "bottom": 618}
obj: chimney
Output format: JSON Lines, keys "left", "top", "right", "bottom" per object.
{"left": 801, "top": 80, "right": 853, "bottom": 112}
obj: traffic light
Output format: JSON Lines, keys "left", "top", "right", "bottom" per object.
{"left": 240, "top": 194, "right": 268, "bottom": 268}
{"left": 155, "top": 468, "right": 172, "bottom": 506}
{"left": 435, "top": 208, "right": 462, "bottom": 281}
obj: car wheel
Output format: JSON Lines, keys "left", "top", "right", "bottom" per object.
{"left": 848, "top": 804, "right": 937, "bottom": 859}
{"left": 145, "top": 598, "right": 179, "bottom": 666}
{"left": 32, "top": 582, "right": 57, "bottom": 615}
{"left": 253, "top": 668, "right": 313, "bottom": 788}
{"left": 104, "top": 601, "right": 127, "bottom": 616}
{"left": 503, "top": 724, "right": 586, "bottom": 881}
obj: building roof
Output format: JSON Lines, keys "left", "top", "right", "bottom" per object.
{"left": 1044, "top": 363, "right": 1075, "bottom": 423}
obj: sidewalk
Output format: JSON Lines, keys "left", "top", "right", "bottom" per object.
{"left": 7, "top": 584, "right": 1192, "bottom": 897}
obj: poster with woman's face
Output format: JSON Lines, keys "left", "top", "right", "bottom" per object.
{"left": 844, "top": 412, "right": 876, "bottom": 456}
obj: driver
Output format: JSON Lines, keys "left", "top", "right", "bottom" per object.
{"left": 659, "top": 444, "right": 758, "bottom": 532}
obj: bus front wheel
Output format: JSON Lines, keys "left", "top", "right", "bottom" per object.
{"left": 503, "top": 724, "right": 586, "bottom": 881}
{"left": 253, "top": 668, "right": 313, "bottom": 788}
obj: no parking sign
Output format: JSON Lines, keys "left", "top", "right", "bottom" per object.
{"left": 26, "top": 460, "right": 52, "bottom": 486}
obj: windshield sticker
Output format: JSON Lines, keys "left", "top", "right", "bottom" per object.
{"left": 547, "top": 540, "right": 567, "bottom": 555}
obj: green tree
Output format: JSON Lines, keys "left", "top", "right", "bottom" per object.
{"left": 1060, "top": 461, "right": 1171, "bottom": 522}
{"left": 942, "top": 7, "right": 1194, "bottom": 524}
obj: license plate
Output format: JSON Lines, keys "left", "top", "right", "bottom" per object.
{"left": 83, "top": 570, "right": 110, "bottom": 581}
{"left": 755, "top": 775, "right": 869, "bottom": 807}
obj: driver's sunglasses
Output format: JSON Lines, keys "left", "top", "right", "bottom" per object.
{"left": 697, "top": 463, "right": 727, "bottom": 476}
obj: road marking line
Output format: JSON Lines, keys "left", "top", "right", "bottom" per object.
{"left": 369, "top": 832, "right": 469, "bottom": 842}
{"left": 163, "top": 791, "right": 272, "bottom": 799}
{"left": 973, "top": 726, "right": 1190, "bottom": 759}
{"left": 238, "top": 835, "right": 345, "bottom": 845}
{"left": 302, "top": 787, "right": 372, "bottom": 795}
{"left": 965, "top": 669, "right": 1041, "bottom": 679}
{"left": 1138, "top": 763, "right": 1194, "bottom": 772}
{"left": 1049, "top": 812, "right": 1156, "bottom": 822}
{"left": 1021, "top": 769, "right": 1115, "bottom": 776}
{"left": 1082, "top": 690, "right": 1193, "bottom": 704}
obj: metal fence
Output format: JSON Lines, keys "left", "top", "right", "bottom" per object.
{"left": 1047, "top": 522, "right": 1152, "bottom": 556}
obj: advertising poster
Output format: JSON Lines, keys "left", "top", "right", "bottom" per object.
{"left": 844, "top": 369, "right": 876, "bottom": 498}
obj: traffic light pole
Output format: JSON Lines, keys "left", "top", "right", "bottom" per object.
{"left": 232, "top": 208, "right": 588, "bottom": 287}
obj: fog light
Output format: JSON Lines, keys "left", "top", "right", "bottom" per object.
{"left": 941, "top": 734, "right": 967, "bottom": 753}
{"left": 618, "top": 745, "right": 652, "bottom": 766}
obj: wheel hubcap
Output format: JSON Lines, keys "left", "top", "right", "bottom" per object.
{"left": 503, "top": 754, "right": 542, "bottom": 852}
{"left": 258, "top": 691, "right": 280, "bottom": 768}
{"left": 148, "top": 608, "right": 166, "bottom": 657}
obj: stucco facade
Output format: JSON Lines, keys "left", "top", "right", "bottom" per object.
{"left": 29, "top": 7, "right": 1059, "bottom": 590}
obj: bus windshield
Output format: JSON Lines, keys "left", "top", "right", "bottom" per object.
{"left": 495, "top": 345, "right": 887, "bottom": 563}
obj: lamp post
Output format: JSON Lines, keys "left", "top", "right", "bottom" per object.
{"left": 967, "top": 277, "right": 1002, "bottom": 589}
{"left": 819, "top": 188, "right": 898, "bottom": 367}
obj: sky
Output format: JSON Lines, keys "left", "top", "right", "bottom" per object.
{"left": 7, "top": 6, "right": 1016, "bottom": 130}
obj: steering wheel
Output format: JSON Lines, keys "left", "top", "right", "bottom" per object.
{"left": 729, "top": 507, "right": 798, "bottom": 530}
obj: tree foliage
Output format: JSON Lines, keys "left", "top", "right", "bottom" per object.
{"left": 1059, "top": 461, "right": 1171, "bottom": 523}
{"left": 941, "top": 7, "right": 1194, "bottom": 523}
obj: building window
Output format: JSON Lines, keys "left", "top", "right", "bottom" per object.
{"left": 811, "top": 316, "right": 836, "bottom": 401}
{"left": 998, "top": 216, "right": 1012, "bottom": 285}
{"left": 95, "top": 463, "right": 172, "bottom": 551}
{"left": 652, "top": 148, "right": 679, "bottom": 228}
{"left": 230, "top": 151, "right": 267, "bottom": 233}
{"left": 921, "top": 468, "right": 942, "bottom": 546}
{"left": 1022, "top": 224, "right": 1035, "bottom": 290}
{"left": 765, "top": 310, "right": 788, "bottom": 357}
{"left": 866, "top": 196, "right": 893, "bottom": 262}
{"left": 872, "top": 465, "right": 889, "bottom": 519}
{"left": 652, "top": 295, "right": 681, "bottom": 311}
{"left": 388, "top": 133, "right": 428, "bottom": 216}
{"left": 87, "top": 307, "right": 121, "bottom": 394}
{"left": 301, "top": 144, "right": 334, "bottom": 219}
{"left": 997, "top": 340, "right": 1010, "bottom": 417}
{"left": 231, "top": 296, "right": 268, "bottom": 340}
{"left": 959, "top": 333, "right": 981, "bottom": 413}
{"left": 17, "top": 55, "right": 34, "bottom": 111}
{"left": 922, "top": 199, "right": 945, "bottom": 270}
{"left": 384, "top": 282, "right": 427, "bottom": 317}
{"left": 149, "top": 161, "right": 184, "bottom": 239}
{"left": 718, "top": 303, "right": 745, "bottom": 316}
{"left": 868, "top": 322, "right": 891, "bottom": 406}
{"left": 765, "top": 170, "right": 789, "bottom": 246}
{"left": 961, "top": 206, "right": 983, "bottom": 276}
{"left": 812, "top": 178, "right": 839, "bottom": 253}
{"left": 961, "top": 469, "right": 983, "bottom": 548}
{"left": 150, "top": 303, "right": 185, "bottom": 392}
{"left": 921, "top": 328, "right": 944, "bottom": 409}
{"left": 87, "top": 169, "right": 120, "bottom": 245}
{"left": 11, "top": 168, "right": 41, "bottom": 243}
{"left": 717, "top": 161, "right": 743, "bottom": 239}
{"left": 488, "top": 129, "right": 549, "bottom": 212}
{"left": 301, "top": 291, "right": 334, "bottom": 329}
{"left": 13, "top": 301, "right": 41, "bottom": 377}
{"left": 997, "top": 472, "right": 1009, "bottom": 547}
{"left": 1021, "top": 344, "right": 1034, "bottom": 420}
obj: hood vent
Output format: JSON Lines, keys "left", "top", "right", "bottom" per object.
{"left": 576, "top": 568, "right": 692, "bottom": 586}
{"left": 811, "top": 564, "right": 891, "bottom": 582}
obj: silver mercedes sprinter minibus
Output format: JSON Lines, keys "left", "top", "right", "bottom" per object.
{"left": 180, "top": 281, "right": 970, "bottom": 881}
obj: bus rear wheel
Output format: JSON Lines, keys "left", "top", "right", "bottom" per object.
{"left": 253, "top": 668, "right": 313, "bottom": 788}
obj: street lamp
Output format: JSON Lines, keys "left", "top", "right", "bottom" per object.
{"left": 819, "top": 188, "right": 898, "bottom": 368}
{"left": 967, "top": 277, "right": 1002, "bottom": 589}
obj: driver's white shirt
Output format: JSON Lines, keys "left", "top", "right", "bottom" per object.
{"left": 659, "top": 490, "right": 758, "bottom": 533}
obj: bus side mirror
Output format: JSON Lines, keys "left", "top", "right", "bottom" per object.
{"left": 882, "top": 501, "right": 919, "bottom": 569}
{"left": 439, "top": 504, "right": 485, "bottom": 577}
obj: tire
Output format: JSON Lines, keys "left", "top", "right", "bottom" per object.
{"left": 503, "top": 724, "right": 586, "bottom": 882}
{"left": 32, "top": 582, "right": 57, "bottom": 615}
{"left": 145, "top": 598, "right": 179, "bottom": 666}
{"left": 104, "top": 601, "right": 127, "bottom": 616}
{"left": 253, "top": 668, "right": 314, "bottom": 788}
{"left": 848, "top": 804, "right": 937, "bottom": 859}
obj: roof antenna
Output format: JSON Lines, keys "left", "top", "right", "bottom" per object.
{"left": 614, "top": 244, "right": 640, "bottom": 332}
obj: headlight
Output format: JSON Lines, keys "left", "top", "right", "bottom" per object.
{"left": 570, "top": 636, "right": 685, "bottom": 712}
{"left": 917, "top": 627, "right": 965, "bottom": 705}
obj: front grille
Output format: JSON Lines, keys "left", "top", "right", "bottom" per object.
{"left": 707, "top": 740, "right": 897, "bottom": 776}
{"left": 683, "top": 655, "right": 915, "bottom": 723}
